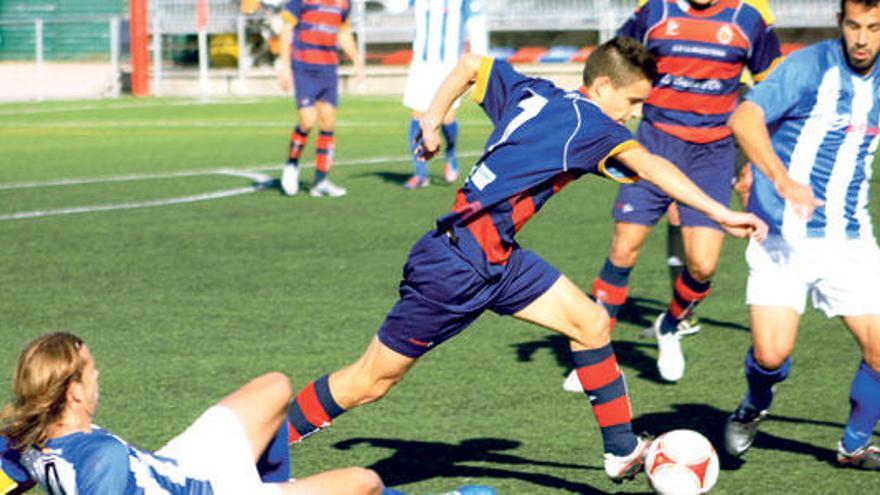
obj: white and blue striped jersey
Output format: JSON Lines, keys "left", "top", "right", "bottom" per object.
{"left": 409, "top": 0, "right": 486, "bottom": 67}
{"left": 747, "top": 39, "right": 878, "bottom": 241}
{"left": 20, "top": 426, "right": 213, "bottom": 494}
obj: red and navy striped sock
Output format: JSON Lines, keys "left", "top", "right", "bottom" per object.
{"left": 660, "top": 269, "right": 711, "bottom": 335}
{"left": 571, "top": 344, "right": 637, "bottom": 456}
{"left": 288, "top": 125, "right": 310, "bottom": 166}
{"left": 314, "top": 130, "right": 335, "bottom": 184}
{"left": 287, "top": 374, "right": 346, "bottom": 444}
{"left": 591, "top": 258, "right": 632, "bottom": 332}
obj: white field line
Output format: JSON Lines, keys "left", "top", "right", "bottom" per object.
{"left": 0, "top": 184, "right": 266, "bottom": 221}
{"left": 0, "top": 151, "right": 481, "bottom": 222}
{"left": 0, "top": 119, "right": 487, "bottom": 129}
{"left": 0, "top": 151, "right": 481, "bottom": 191}
{"left": 0, "top": 98, "right": 270, "bottom": 117}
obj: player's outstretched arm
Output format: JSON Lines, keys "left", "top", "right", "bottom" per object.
{"left": 416, "top": 53, "right": 484, "bottom": 159}
{"left": 729, "top": 101, "right": 821, "bottom": 219}
{"left": 616, "top": 145, "right": 768, "bottom": 241}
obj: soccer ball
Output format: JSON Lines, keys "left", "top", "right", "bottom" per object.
{"left": 645, "top": 429, "right": 720, "bottom": 495}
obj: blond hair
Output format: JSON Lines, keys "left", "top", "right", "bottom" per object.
{"left": 1, "top": 332, "right": 86, "bottom": 450}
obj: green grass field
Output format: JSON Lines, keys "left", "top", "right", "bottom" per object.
{"left": 1, "top": 96, "right": 877, "bottom": 494}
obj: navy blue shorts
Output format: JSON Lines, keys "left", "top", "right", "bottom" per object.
{"left": 612, "top": 121, "right": 735, "bottom": 230}
{"left": 292, "top": 63, "right": 338, "bottom": 108}
{"left": 377, "top": 230, "right": 561, "bottom": 358}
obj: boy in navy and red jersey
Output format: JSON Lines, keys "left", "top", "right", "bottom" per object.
{"left": 280, "top": 37, "right": 767, "bottom": 484}
{"left": 277, "top": 0, "right": 365, "bottom": 198}
{"left": 582, "top": 0, "right": 783, "bottom": 383}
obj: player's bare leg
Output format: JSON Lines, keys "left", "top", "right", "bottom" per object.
{"left": 649, "top": 226, "right": 722, "bottom": 382}
{"left": 837, "top": 314, "right": 880, "bottom": 469}
{"left": 734, "top": 164, "right": 753, "bottom": 209}
{"left": 515, "top": 275, "right": 651, "bottom": 482}
{"left": 563, "top": 222, "right": 651, "bottom": 392}
{"left": 285, "top": 467, "right": 384, "bottom": 494}
{"left": 220, "top": 372, "right": 294, "bottom": 461}
{"left": 284, "top": 336, "right": 415, "bottom": 445}
{"left": 607, "top": 222, "right": 653, "bottom": 269}
{"left": 310, "top": 101, "right": 346, "bottom": 197}
{"left": 327, "top": 336, "right": 417, "bottom": 409}
{"left": 724, "top": 305, "right": 800, "bottom": 457}
{"left": 282, "top": 106, "right": 318, "bottom": 196}
{"left": 665, "top": 204, "right": 702, "bottom": 336}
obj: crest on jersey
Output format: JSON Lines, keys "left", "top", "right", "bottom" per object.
{"left": 717, "top": 25, "right": 733, "bottom": 45}
{"left": 666, "top": 20, "right": 680, "bottom": 36}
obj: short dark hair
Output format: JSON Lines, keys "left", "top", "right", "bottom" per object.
{"left": 582, "top": 36, "right": 657, "bottom": 87}
{"left": 841, "top": 0, "right": 880, "bottom": 14}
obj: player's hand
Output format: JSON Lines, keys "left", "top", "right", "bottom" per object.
{"left": 774, "top": 176, "right": 822, "bottom": 220}
{"left": 275, "top": 59, "right": 293, "bottom": 93}
{"left": 353, "top": 62, "right": 367, "bottom": 89}
{"left": 715, "top": 209, "right": 768, "bottom": 242}
{"left": 413, "top": 115, "right": 441, "bottom": 161}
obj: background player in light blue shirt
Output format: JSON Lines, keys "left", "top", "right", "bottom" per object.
{"left": 723, "top": 0, "right": 880, "bottom": 470}
{"left": 398, "top": 0, "right": 488, "bottom": 189}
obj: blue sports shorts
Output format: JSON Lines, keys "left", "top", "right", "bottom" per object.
{"left": 292, "top": 62, "right": 338, "bottom": 108}
{"left": 612, "top": 120, "right": 735, "bottom": 230}
{"left": 377, "top": 229, "right": 561, "bottom": 358}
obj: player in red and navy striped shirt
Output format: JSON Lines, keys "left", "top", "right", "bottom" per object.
{"left": 281, "top": 38, "right": 767, "bottom": 483}
{"left": 585, "top": 0, "right": 782, "bottom": 383}
{"left": 277, "top": 0, "right": 365, "bottom": 197}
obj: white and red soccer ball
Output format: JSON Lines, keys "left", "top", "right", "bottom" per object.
{"left": 645, "top": 429, "right": 720, "bottom": 495}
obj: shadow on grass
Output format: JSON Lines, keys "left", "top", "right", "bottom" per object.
{"left": 511, "top": 296, "right": 749, "bottom": 384}
{"left": 361, "top": 170, "right": 413, "bottom": 186}
{"left": 359, "top": 170, "right": 459, "bottom": 187}
{"left": 512, "top": 334, "right": 665, "bottom": 383}
{"left": 333, "top": 436, "right": 614, "bottom": 493}
{"left": 632, "top": 403, "right": 866, "bottom": 470}
{"left": 617, "top": 296, "right": 749, "bottom": 333}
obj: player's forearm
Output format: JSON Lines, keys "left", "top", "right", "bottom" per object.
{"left": 338, "top": 29, "right": 362, "bottom": 67}
{"left": 423, "top": 54, "right": 483, "bottom": 128}
{"left": 625, "top": 150, "right": 728, "bottom": 221}
{"left": 279, "top": 25, "right": 292, "bottom": 62}
{"left": 729, "top": 101, "right": 788, "bottom": 184}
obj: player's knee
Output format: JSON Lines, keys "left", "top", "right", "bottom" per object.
{"left": 570, "top": 308, "right": 611, "bottom": 347}
{"left": 608, "top": 246, "right": 639, "bottom": 268}
{"left": 753, "top": 349, "right": 789, "bottom": 371}
{"left": 685, "top": 261, "right": 716, "bottom": 282}
{"left": 299, "top": 115, "right": 317, "bottom": 130}
{"left": 863, "top": 352, "right": 880, "bottom": 372}
{"left": 262, "top": 372, "right": 293, "bottom": 403}
{"left": 347, "top": 467, "right": 383, "bottom": 494}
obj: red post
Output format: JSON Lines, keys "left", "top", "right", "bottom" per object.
{"left": 130, "top": 0, "right": 150, "bottom": 96}
{"left": 196, "top": 0, "right": 209, "bottom": 30}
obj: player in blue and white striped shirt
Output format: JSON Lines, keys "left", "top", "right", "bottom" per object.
{"left": 0, "top": 332, "right": 404, "bottom": 494}
{"left": 723, "top": 0, "right": 880, "bottom": 470}
{"left": 401, "top": 0, "right": 487, "bottom": 189}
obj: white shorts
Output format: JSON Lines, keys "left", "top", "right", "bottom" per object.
{"left": 403, "top": 61, "right": 460, "bottom": 113}
{"left": 157, "top": 406, "right": 283, "bottom": 495}
{"left": 745, "top": 235, "right": 880, "bottom": 317}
